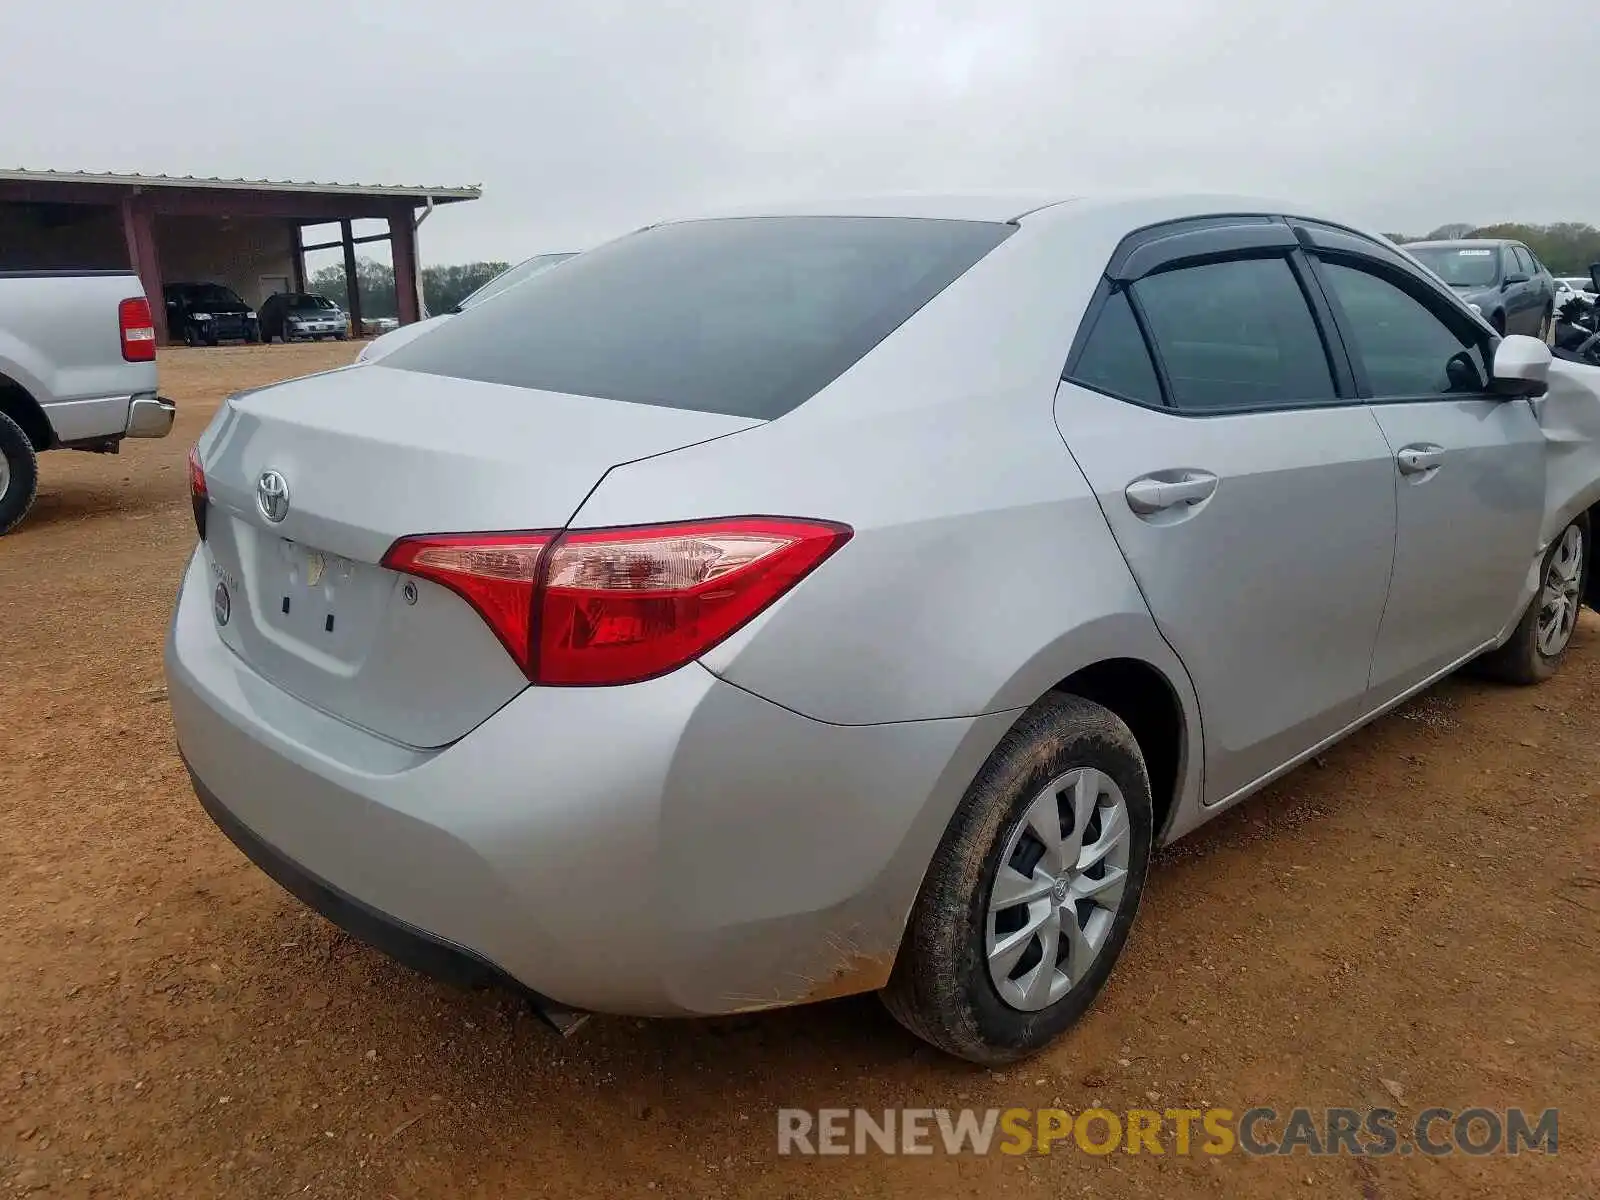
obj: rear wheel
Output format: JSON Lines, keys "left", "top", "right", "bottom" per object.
{"left": 1492, "top": 311, "right": 1507, "bottom": 336}
{"left": 1478, "top": 513, "right": 1590, "bottom": 684}
{"left": 0, "top": 409, "right": 40, "bottom": 535}
{"left": 880, "top": 693, "right": 1153, "bottom": 1064}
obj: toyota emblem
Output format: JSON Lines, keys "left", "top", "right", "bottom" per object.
{"left": 257, "top": 470, "right": 290, "bottom": 523}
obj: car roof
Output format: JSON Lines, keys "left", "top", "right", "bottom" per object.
{"left": 655, "top": 191, "right": 1368, "bottom": 229}
{"left": 654, "top": 193, "right": 1077, "bottom": 224}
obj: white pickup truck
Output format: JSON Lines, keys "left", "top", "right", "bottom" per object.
{"left": 0, "top": 270, "right": 173, "bottom": 533}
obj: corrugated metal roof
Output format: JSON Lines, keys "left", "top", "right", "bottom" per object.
{"left": 0, "top": 167, "right": 480, "bottom": 201}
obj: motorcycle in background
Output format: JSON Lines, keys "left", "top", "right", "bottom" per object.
{"left": 1551, "top": 263, "right": 1600, "bottom": 365}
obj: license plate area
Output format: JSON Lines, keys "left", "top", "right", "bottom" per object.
{"left": 256, "top": 536, "right": 390, "bottom": 661}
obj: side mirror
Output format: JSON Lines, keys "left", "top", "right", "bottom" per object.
{"left": 1502, "top": 272, "right": 1530, "bottom": 288}
{"left": 1492, "top": 334, "right": 1552, "bottom": 398}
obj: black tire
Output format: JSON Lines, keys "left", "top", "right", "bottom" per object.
{"left": 183, "top": 324, "right": 197, "bottom": 347}
{"left": 1539, "top": 305, "right": 1555, "bottom": 344}
{"left": 0, "top": 409, "right": 41, "bottom": 536}
{"left": 1478, "top": 512, "right": 1590, "bottom": 685}
{"left": 1491, "top": 311, "right": 1506, "bottom": 336}
{"left": 880, "top": 693, "right": 1154, "bottom": 1064}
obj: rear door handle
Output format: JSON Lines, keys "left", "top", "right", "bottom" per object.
{"left": 1125, "top": 470, "right": 1219, "bottom": 515}
{"left": 1396, "top": 445, "right": 1444, "bottom": 476}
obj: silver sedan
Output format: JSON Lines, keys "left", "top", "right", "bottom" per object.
{"left": 167, "top": 193, "right": 1600, "bottom": 1063}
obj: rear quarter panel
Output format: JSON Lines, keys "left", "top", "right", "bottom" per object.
{"left": 569, "top": 202, "right": 1206, "bottom": 832}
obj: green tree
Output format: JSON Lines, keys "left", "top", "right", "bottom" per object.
{"left": 310, "top": 258, "right": 396, "bottom": 318}
{"left": 423, "top": 261, "right": 510, "bottom": 313}
{"left": 1466, "top": 222, "right": 1600, "bottom": 275}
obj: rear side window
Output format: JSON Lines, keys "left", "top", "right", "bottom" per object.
{"left": 1132, "top": 257, "right": 1336, "bottom": 411}
{"left": 383, "top": 216, "right": 1013, "bottom": 419}
{"left": 1069, "top": 290, "right": 1162, "bottom": 405}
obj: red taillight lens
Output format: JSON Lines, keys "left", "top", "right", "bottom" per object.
{"left": 381, "top": 517, "right": 851, "bottom": 686}
{"left": 187, "top": 446, "right": 208, "bottom": 541}
{"left": 119, "top": 297, "right": 157, "bottom": 362}
{"left": 380, "top": 533, "right": 554, "bottom": 674}
{"left": 536, "top": 518, "right": 851, "bottom": 684}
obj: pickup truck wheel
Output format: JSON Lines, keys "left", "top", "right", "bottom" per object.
{"left": 880, "top": 693, "right": 1153, "bottom": 1064}
{"left": 1479, "top": 513, "right": 1590, "bottom": 685}
{"left": 0, "top": 409, "right": 40, "bottom": 536}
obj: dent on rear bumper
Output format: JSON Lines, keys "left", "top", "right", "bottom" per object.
{"left": 165, "top": 550, "right": 1013, "bottom": 1016}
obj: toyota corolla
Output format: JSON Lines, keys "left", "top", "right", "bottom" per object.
{"left": 167, "top": 194, "right": 1600, "bottom": 1063}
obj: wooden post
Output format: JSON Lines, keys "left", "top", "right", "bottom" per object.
{"left": 340, "top": 218, "right": 363, "bottom": 334}
{"left": 389, "top": 210, "right": 420, "bottom": 326}
{"left": 291, "top": 223, "right": 306, "bottom": 293}
{"left": 120, "top": 191, "right": 167, "bottom": 343}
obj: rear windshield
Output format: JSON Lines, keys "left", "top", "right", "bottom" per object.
{"left": 383, "top": 216, "right": 1013, "bottom": 419}
{"left": 1408, "top": 245, "right": 1500, "bottom": 288}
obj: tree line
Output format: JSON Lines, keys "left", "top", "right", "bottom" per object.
{"left": 1382, "top": 223, "right": 1600, "bottom": 276}
{"left": 311, "top": 258, "right": 510, "bottom": 319}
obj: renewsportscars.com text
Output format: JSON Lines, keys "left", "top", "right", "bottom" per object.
{"left": 776, "top": 1106, "right": 1558, "bottom": 1157}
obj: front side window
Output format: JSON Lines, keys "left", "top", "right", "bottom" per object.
{"left": 1512, "top": 246, "right": 1536, "bottom": 276}
{"left": 385, "top": 217, "right": 1012, "bottom": 419}
{"left": 1068, "top": 290, "right": 1162, "bottom": 406}
{"left": 1130, "top": 256, "right": 1336, "bottom": 411}
{"left": 1318, "top": 261, "right": 1488, "bottom": 397}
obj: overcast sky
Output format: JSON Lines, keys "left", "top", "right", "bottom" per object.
{"left": 1, "top": 0, "right": 1593, "bottom": 266}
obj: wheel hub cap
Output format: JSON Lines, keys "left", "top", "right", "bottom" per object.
{"left": 1537, "top": 524, "right": 1584, "bottom": 658}
{"left": 984, "top": 766, "right": 1133, "bottom": 1012}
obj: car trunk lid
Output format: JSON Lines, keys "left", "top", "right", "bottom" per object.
{"left": 196, "top": 364, "right": 761, "bottom": 747}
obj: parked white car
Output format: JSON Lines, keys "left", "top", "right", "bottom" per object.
{"left": 356, "top": 252, "right": 577, "bottom": 365}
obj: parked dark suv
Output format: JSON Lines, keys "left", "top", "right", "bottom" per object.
{"left": 259, "top": 292, "right": 349, "bottom": 343}
{"left": 163, "top": 282, "right": 260, "bottom": 346}
{"left": 1403, "top": 239, "right": 1556, "bottom": 339}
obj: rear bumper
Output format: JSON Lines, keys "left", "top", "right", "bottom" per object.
{"left": 185, "top": 761, "right": 584, "bottom": 1028}
{"left": 164, "top": 549, "right": 1010, "bottom": 1016}
{"left": 125, "top": 395, "right": 175, "bottom": 439}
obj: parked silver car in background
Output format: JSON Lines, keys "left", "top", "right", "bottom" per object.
{"left": 354, "top": 251, "right": 577, "bottom": 364}
{"left": 167, "top": 194, "right": 1600, "bottom": 1064}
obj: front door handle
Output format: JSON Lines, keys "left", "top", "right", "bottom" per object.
{"left": 1125, "top": 470, "right": 1219, "bottom": 515}
{"left": 1396, "top": 444, "right": 1444, "bottom": 476}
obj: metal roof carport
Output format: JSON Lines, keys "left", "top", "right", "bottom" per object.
{"left": 0, "top": 169, "right": 480, "bottom": 343}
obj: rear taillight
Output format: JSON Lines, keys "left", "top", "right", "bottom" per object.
{"left": 187, "top": 446, "right": 208, "bottom": 540}
{"left": 119, "top": 297, "right": 157, "bottom": 362}
{"left": 380, "top": 533, "right": 553, "bottom": 675}
{"left": 382, "top": 517, "right": 852, "bottom": 686}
